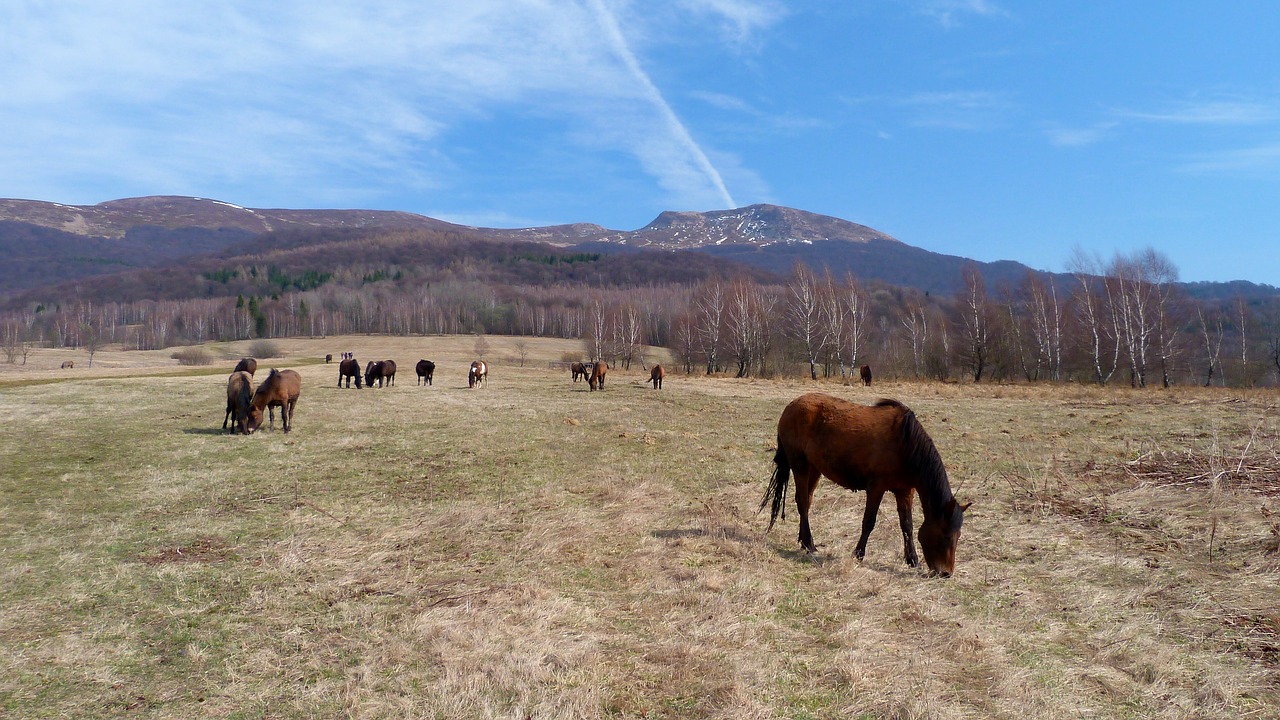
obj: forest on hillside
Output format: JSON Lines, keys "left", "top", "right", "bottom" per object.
{"left": 3, "top": 227, "right": 1280, "bottom": 388}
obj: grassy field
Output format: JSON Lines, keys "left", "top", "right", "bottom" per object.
{"left": 2, "top": 335, "right": 1278, "bottom": 719}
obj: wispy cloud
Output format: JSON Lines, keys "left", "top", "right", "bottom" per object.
{"left": 0, "top": 0, "right": 780, "bottom": 212}
{"left": 1179, "top": 143, "right": 1280, "bottom": 173}
{"left": 896, "top": 91, "right": 1014, "bottom": 130}
{"left": 915, "top": 0, "right": 1008, "bottom": 29}
{"left": 586, "top": 0, "right": 736, "bottom": 209}
{"left": 1044, "top": 122, "right": 1117, "bottom": 147}
{"left": 1118, "top": 99, "right": 1280, "bottom": 125}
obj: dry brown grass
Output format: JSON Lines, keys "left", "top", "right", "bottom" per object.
{"left": 1, "top": 335, "right": 1277, "bottom": 719}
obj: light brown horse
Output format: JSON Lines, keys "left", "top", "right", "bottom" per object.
{"left": 588, "top": 361, "right": 607, "bottom": 391}
{"left": 60, "top": 360, "right": 74, "bottom": 369}
{"left": 649, "top": 364, "right": 665, "bottom": 389}
{"left": 468, "top": 360, "right": 488, "bottom": 388}
{"left": 246, "top": 369, "right": 302, "bottom": 433}
{"left": 761, "top": 393, "right": 970, "bottom": 577}
{"left": 223, "top": 370, "right": 254, "bottom": 434}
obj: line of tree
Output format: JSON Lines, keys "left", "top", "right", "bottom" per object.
{"left": 4, "top": 246, "right": 1280, "bottom": 387}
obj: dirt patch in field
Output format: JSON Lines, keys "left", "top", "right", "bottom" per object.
{"left": 137, "top": 535, "right": 235, "bottom": 565}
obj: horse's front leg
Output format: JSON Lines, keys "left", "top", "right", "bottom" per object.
{"left": 854, "top": 487, "right": 887, "bottom": 561}
{"left": 894, "top": 490, "right": 920, "bottom": 567}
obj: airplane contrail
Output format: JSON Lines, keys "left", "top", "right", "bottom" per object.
{"left": 584, "top": 0, "right": 738, "bottom": 209}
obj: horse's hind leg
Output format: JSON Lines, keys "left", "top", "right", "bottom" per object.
{"left": 894, "top": 489, "right": 920, "bottom": 567}
{"left": 794, "top": 463, "right": 821, "bottom": 553}
{"left": 854, "top": 487, "right": 887, "bottom": 561}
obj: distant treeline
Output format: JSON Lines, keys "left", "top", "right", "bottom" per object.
{"left": 3, "top": 227, "right": 1279, "bottom": 387}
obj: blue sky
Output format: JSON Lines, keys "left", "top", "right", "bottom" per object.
{"left": 2, "top": 1, "right": 1278, "bottom": 284}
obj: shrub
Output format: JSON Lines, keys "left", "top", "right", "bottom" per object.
{"left": 247, "top": 340, "right": 283, "bottom": 358}
{"left": 171, "top": 347, "right": 213, "bottom": 366}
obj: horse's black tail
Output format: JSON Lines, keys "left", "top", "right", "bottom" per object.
{"left": 760, "top": 445, "right": 790, "bottom": 530}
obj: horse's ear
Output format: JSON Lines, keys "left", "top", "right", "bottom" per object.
{"left": 960, "top": 501, "right": 973, "bottom": 513}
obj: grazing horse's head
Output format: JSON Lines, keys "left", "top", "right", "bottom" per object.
{"left": 917, "top": 498, "right": 971, "bottom": 577}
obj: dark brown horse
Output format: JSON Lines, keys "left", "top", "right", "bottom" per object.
{"left": 468, "top": 360, "right": 487, "bottom": 388}
{"left": 588, "top": 361, "right": 607, "bottom": 391}
{"left": 859, "top": 364, "right": 872, "bottom": 386}
{"left": 60, "top": 360, "right": 74, "bottom": 369}
{"left": 234, "top": 357, "right": 257, "bottom": 377}
{"left": 761, "top": 393, "right": 970, "bottom": 577}
{"left": 223, "top": 370, "right": 254, "bottom": 434}
{"left": 571, "top": 361, "right": 589, "bottom": 382}
{"left": 338, "top": 357, "right": 362, "bottom": 388}
{"left": 649, "top": 364, "right": 665, "bottom": 389}
{"left": 325, "top": 353, "right": 333, "bottom": 363}
{"left": 365, "top": 359, "right": 396, "bottom": 388}
{"left": 246, "top": 368, "right": 301, "bottom": 433}
{"left": 416, "top": 359, "right": 435, "bottom": 386}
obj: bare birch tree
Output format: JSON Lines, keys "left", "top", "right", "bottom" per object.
{"left": 788, "top": 263, "right": 825, "bottom": 380}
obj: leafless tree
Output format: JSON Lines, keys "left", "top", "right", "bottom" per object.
{"left": 788, "top": 263, "right": 825, "bottom": 380}
{"left": 473, "top": 333, "right": 490, "bottom": 359}
{"left": 956, "top": 263, "right": 992, "bottom": 382}
{"left": 694, "top": 280, "right": 726, "bottom": 374}
{"left": 513, "top": 337, "right": 529, "bottom": 367}
{"left": 1068, "top": 247, "right": 1119, "bottom": 384}
{"left": 1196, "top": 305, "right": 1225, "bottom": 386}
{"left": 842, "top": 273, "right": 870, "bottom": 373}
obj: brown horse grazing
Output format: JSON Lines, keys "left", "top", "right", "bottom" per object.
{"left": 325, "top": 353, "right": 333, "bottom": 363}
{"left": 649, "top": 364, "right": 665, "bottom": 389}
{"left": 859, "top": 364, "right": 872, "bottom": 386}
{"left": 416, "top": 359, "right": 435, "bottom": 386}
{"left": 761, "top": 393, "right": 971, "bottom": 577}
{"left": 468, "top": 360, "right": 488, "bottom": 388}
{"left": 245, "top": 368, "right": 302, "bottom": 433}
{"left": 60, "top": 360, "right": 74, "bottom": 369}
{"left": 234, "top": 357, "right": 257, "bottom": 377}
{"left": 365, "top": 360, "right": 396, "bottom": 388}
{"left": 571, "top": 362, "right": 589, "bottom": 382}
{"left": 588, "top": 361, "right": 607, "bottom": 391}
{"left": 338, "top": 357, "right": 362, "bottom": 388}
{"left": 223, "top": 370, "right": 254, "bottom": 434}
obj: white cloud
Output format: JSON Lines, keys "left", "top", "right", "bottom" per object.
{"left": 1119, "top": 99, "right": 1279, "bottom": 125}
{"left": 915, "top": 0, "right": 1008, "bottom": 29}
{"left": 1179, "top": 143, "right": 1280, "bottom": 173}
{"left": 1044, "top": 122, "right": 1117, "bottom": 147}
{"left": 0, "top": 0, "right": 782, "bottom": 211}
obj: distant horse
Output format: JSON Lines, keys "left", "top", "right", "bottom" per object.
{"left": 325, "top": 354, "right": 333, "bottom": 363}
{"left": 223, "top": 370, "right": 254, "bottom": 434}
{"left": 859, "top": 365, "right": 872, "bottom": 387}
{"left": 338, "top": 357, "right": 362, "bottom": 388}
{"left": 60, "top": 360, "right": 74, "bottom": 369}
{"left": 761, "top": 393, "right": 970, "bottom": 577}
{"left": 588, "top": 361, "right": 607, "bottom": 391}
{"left": 468, "top": 360, "right": 488, "bottom": 388}
{"left": 234, "top": 357, "right": 257, "bottom": 377}
{"left": 365, "top": 359, "right": 396, "bottom": 388}
{"left": 246, "top": 368, "right": 302, "bottom": 433}
{"left": 571, "top": 362, "right": 589, "bottom": 383}
{"left": 649, "top": 364, "right": 665, "bottom": 390}
{"left": 416, "top": 359, "right": 435, "bottom": 386}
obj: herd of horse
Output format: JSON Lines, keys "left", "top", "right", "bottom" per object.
{"left": 222, "top": 354, "right": 967, "bottom": 576}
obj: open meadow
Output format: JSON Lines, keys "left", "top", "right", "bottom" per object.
{"left": 2, "top": 335, "right": 1278, "bottom": 719}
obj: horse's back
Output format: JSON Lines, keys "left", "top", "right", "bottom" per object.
{"left": 778, "top": 393, "right": 910, "bottom": 488}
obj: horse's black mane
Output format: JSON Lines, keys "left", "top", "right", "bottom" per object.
{"left": 891, "top": 403, "right": 954, "bottom": 514}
